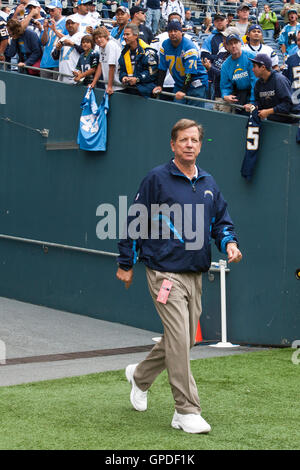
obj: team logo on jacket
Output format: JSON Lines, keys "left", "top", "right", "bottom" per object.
{"left": 204, "top": 190, "right": 213, "bottom": 199}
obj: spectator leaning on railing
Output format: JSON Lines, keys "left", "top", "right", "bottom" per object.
{"left": 244, "top": 53, "right": 300, "bottom": 123}
{"left": 6, "top": 18, "right": 42, "bottom": 73}
{"left": 90, "top": 26, "right": 124, "bottom": 94}
{"left": 153, "top": 21, "right": 208, "bottom": 107}
{"left": 119, "top": 23, "right": 159, "bottom": 97}
{"left": 220, "top": 32, "right": 257, "bottom": 113}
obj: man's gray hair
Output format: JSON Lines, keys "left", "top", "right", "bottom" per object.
{"left": 125, "top": 23, "right": 139, "bottom": 36}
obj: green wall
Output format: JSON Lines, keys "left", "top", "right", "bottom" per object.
{"left": 0, "top": 71, "right": 299, "bottom": 345}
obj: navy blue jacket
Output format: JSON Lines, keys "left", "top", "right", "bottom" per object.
{"left": 119, "top": 39, "right": 158, "bottom": 97}
{"left": 6, "top": 29, "right": 42, "bottom": 66}
{"left": 118, "top": 160, "right": 238, "bottom": 273}
{"left": 254, "top": 70, "right": 300, "bottom": 123}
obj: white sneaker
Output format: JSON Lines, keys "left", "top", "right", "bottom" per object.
{"left": 171, "top": 410, "right": 211, "bottom": 434}
{"left": 125, "top": 364, "right": 147, "bottom": 412}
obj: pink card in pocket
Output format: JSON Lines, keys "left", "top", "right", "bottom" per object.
{"left": 157, "top": 279, "right": 173, "bottom": 304}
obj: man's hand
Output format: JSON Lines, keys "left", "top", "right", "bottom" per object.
{"left": 127, "top": 76, "right": 137, "bottom": 86}
{"left": 258, "top": 108, "right": 274, "bottom": 119}
{"left": 202, "top": 57, "right": 211, "bottom": 71}
{"left": 175, "top": 91, "right": 186, "bottom": 101}
{"left": 152, "top": 85, "right": 162, "bottom": 95}
{"left": 223, "top": 95, "right": 238, "bottom": 103}
{"left": 62, "top": 38, "right": 74, "bottom": 47}
{"left": 226, "top": 242, "right": 242, "bottom": 263}
{"left": 116, "top": 267, "right": 133, "bottom": 289}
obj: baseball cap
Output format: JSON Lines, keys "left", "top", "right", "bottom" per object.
{"left": 47, "top": 0, "right": 63, "bottom": 8}
{"left": 248, "top": 24, "right": 263, "bottom": 33}
{"left": 288, "top": 8, "right": 298, "bottom": 14}
{"left": 27, "top": 0, "right": 40, "bottom": 6}
{"left": 250, "top": 53, "right": 272, "bottom": 70}
{"left": 226, "top": 33, "right": 242, "bottom": 42}
{"left": 167, "top": 21, "right": 182, "bottom": 32}
{"left": 130, "top": 6, "right": 147, "bottom": 18}
{"left": 77, "top": 0, "right": 93, "bottom": 5}
{"left": 213, "top": 12, "right": 226, "bottom": 20}
{"left": 116, "top": 6, "right": 130, "bottom": 14}
{"left": 237, "top": 3, "right": 250, "bottom": 11}
{"left": 65, "top": 14, "right": 79, "bottom": 22}
{"left": 223, "top": 26, "right": 241, "bottom": 37}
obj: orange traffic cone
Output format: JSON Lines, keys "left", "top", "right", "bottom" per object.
{"left": 195, "top": 321, "right": 203, "bottom": 343}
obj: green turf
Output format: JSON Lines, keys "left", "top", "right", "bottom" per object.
{"left": 0, "top": 349, "right": 299, "bottom": 450}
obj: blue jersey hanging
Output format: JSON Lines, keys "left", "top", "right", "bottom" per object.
{"left": 241, "top": 106, "right": 261, "bottom": 181}
{"left": 77, "top": 89, "right": 109, "bottom": 152}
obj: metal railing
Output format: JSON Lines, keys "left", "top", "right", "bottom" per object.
{"left": 1, "top": 61, "right": 299, "bottom": 119}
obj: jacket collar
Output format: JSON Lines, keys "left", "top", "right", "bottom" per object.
{"left": 168, "top": 158, "right": 209, "bottom": 179}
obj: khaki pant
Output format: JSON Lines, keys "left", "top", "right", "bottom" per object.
{"left": 133, "top": 267, "right": 202, "bottom": 415}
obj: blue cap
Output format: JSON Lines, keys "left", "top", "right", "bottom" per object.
{"left": 250, "top": 53, "right": 272, "bottom": 70}
{"left": 225, "top": 33, "right": 241, "bottom": 42}
{"left": 167, "top": 21, "right": 182, "bottom": 32}
{"left": 77, "top": 0, "right": 92, "bottom": 5}
{"left": 47, "top": 0, "right": 63, "bottom": 8}
{"left": 248, "top": 24, "right": 263, "bottom": 33}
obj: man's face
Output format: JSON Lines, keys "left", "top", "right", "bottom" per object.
{"left": 289, "top": 12, "right": 298, "bottom": 23}
{"left": 214, "top": 18, "right": 227, "bottom": 31}
{"left": 28, "top": 5, "right": 40, "bottom": 17}
{"left": 171, "top": 127, "right": 202, "bottom": 166}
{"left": 249, "top": 28, "right": 263, "bottom": 42}
{"left": 168, "top": 28, "right": 183, "bottom": 46}
{"left": 50, "top": 7, "right": 62, "bottom": 20}
{"left": 185, "top": 11, "right": 191, "bottom": 20}
{"left": 238, "top": 8, "right": 249, "bottom": 20}
{"left": 227, "top": 38, "right": 241, "bottom": 56}
{"left": 116, "top": 10, "right": 129, "bottom": 25}
{"left": 252, "top": 63, "right": 264, "bottom": 78}
{"left": 123, "top": 28, "right": 138, "bottom": 47}
{"left": 77, "top": 4, "right": 89, "bottom": 15}
{"left": 135, "top": 11, "right": 146, "bottom": 22}
{"left": 66, "top": 20, "right": 79, "bottom": 35}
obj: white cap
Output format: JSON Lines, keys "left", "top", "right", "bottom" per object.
{"left": 27, "top": 0, "right": 41, "bottom": 7}
{"left": 66, "top": 14, "right": 80, "bottom": 23}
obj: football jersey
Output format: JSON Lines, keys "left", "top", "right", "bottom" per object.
{"left": 76, "top": 49, "right": 98, "bottom": 85}
{"left": 56, "top": 32, "right": 84, "bottom": 84}
{"left": 159, "top": 36, "right": 208, "bottom": 89}
{"left": 283, "top": 49, "right": 300, "bottom": 105}
{"left": 0, "top": 19, "right": 8, "bottom": 43}
{"left": 243, "top": 43, "right": 279, "bottom": 68}
{"left": 40, "top": 17, "right": 68, "bottom": 69}
{"left": 241, "top": 107, "right": 261, "bottom": 181}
